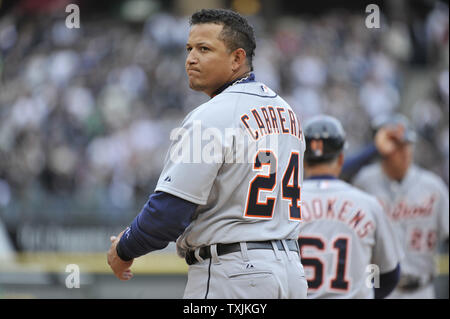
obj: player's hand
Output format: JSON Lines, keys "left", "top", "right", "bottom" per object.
{"left": 107, "top": 230, "right": 134, "bottom": 281}
{"left": 374, "top": 124, "right": 405, "bottom": 157}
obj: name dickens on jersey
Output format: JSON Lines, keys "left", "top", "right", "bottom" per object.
{"left": 240, "top": 105, "right": 303, "bottom": 141}
{"left": 302, "top": 198, "right": 375, "bottom": 238}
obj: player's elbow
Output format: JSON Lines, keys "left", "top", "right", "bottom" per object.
{"left": 134, "top": 192, "right": 197, "bottom": 247}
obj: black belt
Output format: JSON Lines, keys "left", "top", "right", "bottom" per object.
{"left": 185, "top": 239, "right": 299, "bottom": 265}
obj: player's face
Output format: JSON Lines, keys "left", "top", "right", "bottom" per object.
{"left": 384, "top": 142, "right": 413, "bottom": 180}
{"left": 185, "top": 23, "right": 235, "bottom": 97}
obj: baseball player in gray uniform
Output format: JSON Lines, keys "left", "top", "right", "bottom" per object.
{"left": 107, "top": 8, "right": 308, "bottom": 299}
{"left": 299, "top": 115, "right": 402, "bottom": 298}
{"left": 353, "top": 113, "right": 449, "bottom": 299}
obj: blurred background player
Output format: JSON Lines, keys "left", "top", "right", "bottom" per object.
{"left": 352, "top": 113, "right": 449, "bottom": 298}
{"left": 340, "top": 122, "right": 411, "bottom": 182}
{"left": 299, "top": 115, "right": 402, "bottom": 299}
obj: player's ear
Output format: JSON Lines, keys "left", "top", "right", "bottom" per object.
{"left": 337, "top": 152, "right": 345, "bottom": 167}
{"left": 231, "top": 48, "right": 247, "bottom": 72}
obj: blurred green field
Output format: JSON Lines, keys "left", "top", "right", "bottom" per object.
{"left": 0, "top": 252, "right": 447, "bottom": 299}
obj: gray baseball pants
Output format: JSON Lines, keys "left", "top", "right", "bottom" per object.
{"left": 183, "top": 240, "right": 308, "bottom": 299}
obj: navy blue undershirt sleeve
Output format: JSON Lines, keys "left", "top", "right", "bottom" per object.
{"left": 341, "top": 143, "right": 378, "bottom": 182}
{"left": 116, "top": 191, "right": 198, "bottom": 261}
{"left": 374, "top": 264, "right": 401, "bottom": 299}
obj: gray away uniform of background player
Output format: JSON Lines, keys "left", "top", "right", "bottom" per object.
{"left": 353, "top": 164, "right": 449, "bottom": 298}
{"left": 155, "top": 80, "right": 308, "bottom": 299}
{"left": 299, "top": 179, "right": 402, "bottom": 298}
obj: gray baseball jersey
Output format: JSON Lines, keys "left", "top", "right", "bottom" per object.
{"left": 353, "top": 164, "right": 449, "bottom": 293}
{"left": 299, "top": 178, "right": 402, "bottom": 299}
{"left": 154, "top": 81, "right": 306, "bottom": 258}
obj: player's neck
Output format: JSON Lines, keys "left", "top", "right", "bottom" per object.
{"left": 230, "top": 69, "right": 252, "bottom": 83}
{"left": 305, "top": 166, "right": 340, "bottom": 179}
{"left": 381, "top": 161, "right": 408, "bottom": 183}
{"left": 210, "top": 69, "right": 253, "bottom": 98}
{"left": 305, "top": 157, "right": 343, "bottom": 178}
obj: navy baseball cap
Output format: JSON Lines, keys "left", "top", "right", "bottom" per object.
{"left": 304, "top": 115, "right": 347, "bottom": 163}
{"left": 371, "top": 113, "right": 417, "bottom": 143}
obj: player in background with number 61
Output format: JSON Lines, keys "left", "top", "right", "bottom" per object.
{"left": 298, "top": 115, "right": 403, "bottom": 298}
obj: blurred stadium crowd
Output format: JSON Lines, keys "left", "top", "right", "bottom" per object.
{"left": 0, "top": 1, "right": 448, "bottom": 248}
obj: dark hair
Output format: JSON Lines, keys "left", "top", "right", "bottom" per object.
{"left": 190, "top": 9, "right": 256, "bottom": 71}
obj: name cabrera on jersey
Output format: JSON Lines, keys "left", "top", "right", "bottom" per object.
{"left": 154, "top": 81, "right": 306, "bottom": 256}
{"left": 353, "top": 164, "right": 449, "bottom": 280}
{"left": 299, "top": 179, "right": 402, "bottom": 299}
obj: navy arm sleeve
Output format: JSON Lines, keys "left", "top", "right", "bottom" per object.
{"left": 116, "top": 191, "right": 198, "bottom": 261}
{"left": 340, "top": 143, "right": 378, "bottom": 182}
{"left": 374, "top": 263, "right": 400, "bottom": 299}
